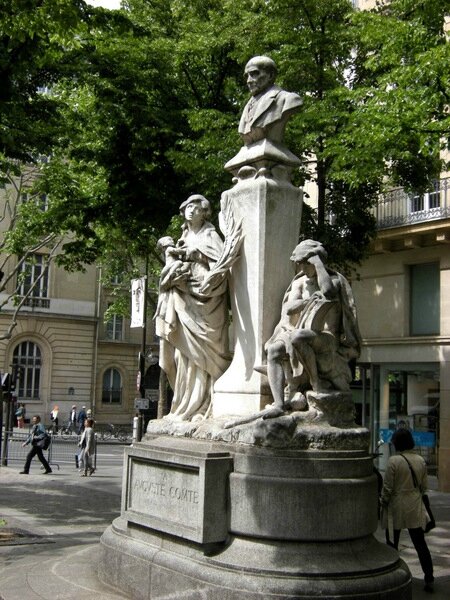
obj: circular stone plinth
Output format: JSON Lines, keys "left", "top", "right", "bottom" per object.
{"left": 229, "top": 447, "right": 377, "bottom": 541}
{"left": 100, "top": 517, "right": 411, "bottom": 600}
{"left": 99, "top": 438, "right": 411, "bottom": 599}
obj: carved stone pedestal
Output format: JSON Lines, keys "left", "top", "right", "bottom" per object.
{"left": 212, "top": 171, "right": 303, "bottom": 417}
{"left": 98, "top": 436, "right": 411, "bottom": 599}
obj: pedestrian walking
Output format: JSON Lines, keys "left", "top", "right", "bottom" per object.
{"left": 78, "top": 418, "right": 95, "bottom": 476}
{"left": 69, "top": 405, "right": 77, "bottom": 430}
{"left": 77, "top": 406, "right": 87, "bottom": 434}
{"left": 15, "top": 403, "right": 26, "bottom": 428}
{"left": 381, "top": 428, "right": 434, "bottom": 593}
{"left": 50, "top": 405, "right": 59, "bottom": 433}
{"left": 20, "top": 415, "right": 52, "bottom": 474}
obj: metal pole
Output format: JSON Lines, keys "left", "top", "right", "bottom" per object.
{"left": 361, "top": 366, "right": 367, "bottom": 428}
{"left": 0, "top": 388, "right": 3, "bottom": 464}
{"left": 1, "top": 372, "right": 12, "bottom": 466}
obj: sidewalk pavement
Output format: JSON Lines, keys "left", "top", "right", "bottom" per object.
{"left": 0, "top": 461, "right": 449, "bottom": 600}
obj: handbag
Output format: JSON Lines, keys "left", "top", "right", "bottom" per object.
{"left": 422, "top": 494, "right": 436, "bottom": 533}
{"left": 32, "top": 430, "right": 51, "bottom": 450}
{"left": 400, "top": 454, "right": 436, "bottom": 532}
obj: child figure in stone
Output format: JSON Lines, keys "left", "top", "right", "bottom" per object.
{"left": 157, "top": 236, "right": 191, "bottom": 290}
{"left": 154, "top": 236, "right": 191, "bottom": 329}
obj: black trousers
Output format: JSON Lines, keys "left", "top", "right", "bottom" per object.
{"left": 23, "top": 445, "right": 51, "bottom": 473}
{"left": 394, "top": 527, "right": 434, "bottom": 583}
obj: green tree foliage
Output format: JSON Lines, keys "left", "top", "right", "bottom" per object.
{"left": 168, "top": 0, "right": 449, "bottom": 270}
{"left": 2, "top": 0, "right": 450, "bottom": 298}
{"left": 0, "top": 0, "right": 95, "bottom": 175}
{"left": 345, "top": 0, "right": 450, "bottom": 194}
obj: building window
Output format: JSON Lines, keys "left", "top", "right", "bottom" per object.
{"left": 21, "top": 192, "right": 48, "bottom": 211}
{"left": 19, "top": 254, "right": 49, "bottom": 299}
{"left": 105, "top": 309, "right": 123, "bottom": 341}
{"left": 111, "top": 273, "right": 123, "bottom": 285}
{"left": 410, "top": 263, "right": 440, "bottom": 336}
{"left": 13, "top": 341, "right": 41, "bottom": 399}
{"left": 102, "top": 368, "right": 122, "bottom": 404}
{"left": 410, "top": 181, "right": 441, "bottom": 215}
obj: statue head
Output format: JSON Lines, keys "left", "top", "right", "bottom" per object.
{"left": 244, "top": 56, "right": 277, "bottom": 96}
{"left": 179, "top": 194, "right": 212, "bottom": 222}
{"left": 157, "top": 236, "right": 175, "bottom": 252}
{"left": 290, "top": 240, "right": 328, "bottom": 265}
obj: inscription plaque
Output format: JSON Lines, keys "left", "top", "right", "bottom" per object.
{"left": 130, "top": 461, "right": 200, "bottom": 527}
{"left": 122, "top": 440, "right": 232, "bottom": 543}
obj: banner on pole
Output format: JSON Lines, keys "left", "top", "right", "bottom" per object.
{"left": 131, "top": 277, "right": 146, "bottom": 328}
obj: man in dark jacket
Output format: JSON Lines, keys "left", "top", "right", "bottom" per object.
{"left": 20, "top": 415, "right": 52, "bottom": 474}
{"left": 77, "top": 406, "right": 87, "bottom": 434}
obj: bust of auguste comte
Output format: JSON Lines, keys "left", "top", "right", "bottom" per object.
{"left": 238, "top": 56, "right": 303, "bottom": 146}
{"left": 224, "top": 56, "right": 303, "bottom": 174}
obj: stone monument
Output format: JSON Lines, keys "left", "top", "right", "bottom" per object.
{"left": 98, "top": 56, "right": 412, "bottom": 599}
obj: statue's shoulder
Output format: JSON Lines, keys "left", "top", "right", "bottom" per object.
{"left": 264, "top": 85, "right": 283, "bottom": 98}
{"left": 278, "top": 88, "right": 303, "bottom": 110}
{"left": 200, "top": 221, "right": 224, "bottom": 252}
{"left": 202, "top": 221, "right": 220, "bottom": 237}
{"left": 284, "top": 272, "right": 305, "bottom": 295}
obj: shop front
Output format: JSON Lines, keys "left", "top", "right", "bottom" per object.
{"left": 352, "top": 363, "right": 439, "bottom": 476}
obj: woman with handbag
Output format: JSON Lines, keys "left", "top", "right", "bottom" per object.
{"left": 381, "top": 428, "right": 434, "bottom": 593}
{"left": 19, "top": 415, "right": 52, "bottom": 474}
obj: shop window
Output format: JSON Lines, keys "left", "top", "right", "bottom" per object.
{"left": 13, "top": 341, "right": 41, "bottom": 399}
{"left": 410, "top": 263, "right": 440, "bottom": 336}
{"left": 102, "top": 368, "right": 122, "bottom": 404}
{"left": 377, "top": 368, "right": 439, "bottom": 476}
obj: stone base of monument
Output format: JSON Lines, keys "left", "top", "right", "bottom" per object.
{"left": 99, "top": 436, "right": 411, "bottom": 599}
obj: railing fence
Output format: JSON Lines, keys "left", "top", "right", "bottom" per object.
{"left": 375, "top": 177, "right": 450, "bottom": 229}
{"left": 2, "top": 430, "right": 97, "bottom": 471}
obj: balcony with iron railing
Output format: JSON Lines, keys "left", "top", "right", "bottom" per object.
{"left": 375, "top": 177, "right": 450, "bottom": 230}
{"left": 20, "top": 296, "right": 51, "bottom": 309}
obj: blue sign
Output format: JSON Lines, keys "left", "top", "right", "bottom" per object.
{"left": 379, "top": 429, "right": 393, "bottom": 443}
{"left": 379, "top": 428, "right": 436, "bottom": 448}
{"left": 412, "top": 431, "right": 436, "bottom": 448}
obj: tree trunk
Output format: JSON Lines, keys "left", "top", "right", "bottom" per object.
{"left": 316, "top": 155, "right": 326, "bottom": 233}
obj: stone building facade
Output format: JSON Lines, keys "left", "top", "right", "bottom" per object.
{"left": 351, "top": 176, "right": 450, "bottom": 492}
{"left": 0, "top": 240, "right": 157, "bottom": 430}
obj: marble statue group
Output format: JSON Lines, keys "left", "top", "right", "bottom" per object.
{"left": 102, "top": 54, "right": 409, "bottom": 600}
{"left": 155, "top": 56, "right": 361, "bottom": 425}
